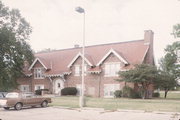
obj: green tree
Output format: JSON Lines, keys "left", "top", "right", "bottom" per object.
{"left": 0, "top": 1, "right": 34, "bottom": 91}
{"left": 159, "top": 42, "right": 180, "bottom": 79}
{"left": 173, "top": 24, "right": 180, "bottom": 38}
{"left": 158, "top": 42, "right": 180, "bottom": 98}
{"left": 117, "top": 64, "right": 158, "bottom": 99}
{"left": 155, "top": 71, "right": 176, "bottom": 98}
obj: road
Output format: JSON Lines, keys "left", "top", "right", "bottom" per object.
{"left": 0, "top": 107, "right": 179, "bottom": 120}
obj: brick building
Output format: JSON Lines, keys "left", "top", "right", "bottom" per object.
{"left": 18, "top": 30, "right": 155, "bottom": 97}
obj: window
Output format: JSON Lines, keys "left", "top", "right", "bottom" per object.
{"left": 74, "top": 64, "right": 87, "bottom": 76}
{"left": 75, "top": 65, "right": 80, "bottom": 76}
{"left": 76, "top": 84, "right": 86, "bottom": 96}
{"left": 34, "top": 68, "right": 44, "bottom": 79}
{"left": 34, "top": 85, "right": 44, "bottom": 91}
{"left": 20, "top": 85, "right": 29, "bottom": 92}
{"left": 104, "top": 84, "right": 120, "bottom": 97}
{"left": 105, "top": 62, "right": 120, "bottom": 77}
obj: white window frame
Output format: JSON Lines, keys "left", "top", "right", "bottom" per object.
{"left": 20, "top": 85, "right": 29, "bottom": 92}
{"left": 76, "top": 84, "right": 86, "bottom": 96}
{"left": 34, "top": 68, "right": 44, "bottom": 79}
{"left": 74, "top": 64, "right": 87, "bottom": 76}
{"left": 104, "top": 84, "right": 120, "bottom": 98}
{"left": 104, "top": 62, "right": 121, "bottom": 77}
{"left": 34, "top": 84, "right": 44, "bottom": 91}
{"left": 75, "top": 65, "right": 80, "bottom": 76}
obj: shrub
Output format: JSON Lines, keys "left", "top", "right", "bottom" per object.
{"left": 35, "top": 89, "right": 41, "bottom": 95}
{"left": 130, "top": 90, "right": 141, "bottom": 98}
{"left": 114, "top": 90, "right": 122, "bottom": 98}
{"left": 152, "top": 92, "right": 160, "bottom": 97}
{"left": 35, "top": 89, "right": 49, "bottom": 95}
{"left": 122, "top": 86, "right": 133, "bottom": 97}
{"left": 61, "top": 87, "right": 77, "bottom": 96}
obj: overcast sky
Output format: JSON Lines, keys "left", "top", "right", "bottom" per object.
{"left": 2, "top": 0, "right": 180, "bottom": 64}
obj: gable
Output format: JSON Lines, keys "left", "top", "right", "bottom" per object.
{"left": 67, "top": 52, "right": 93, "bottom": 68}
{"left": 28, "top": 58, "right": 48, "bottom": 70}
{"left": 97, "top": 49, "right": 128, "bottom": 66}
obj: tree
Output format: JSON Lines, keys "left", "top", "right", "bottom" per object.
{"left": 0, "top": 1, "right": 34, "bottom": 91}
{"left": 117, "top": 64, "right": 159, "bottom": 99}
{"left": 159, "top": 42, "right": 180, "bottom": 79}
{"left": 173, "top": 24, "right": 180, "bottom": 38}
{"left": 158, "top": 42, "right": 180, "bottom": 98}
{"left": 155, "top": 71, "right": 176, "bottom": 98}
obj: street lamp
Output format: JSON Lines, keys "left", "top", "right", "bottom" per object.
{"left": 75, "top": 6, "right": 85, "bottom": 108}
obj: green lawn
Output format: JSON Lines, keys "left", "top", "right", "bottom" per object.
{"left": 50, "top": 92, "right": 180, "bottom": 112}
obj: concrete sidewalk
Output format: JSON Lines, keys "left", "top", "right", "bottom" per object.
{"left": 0, "top": 107, "right": 180, "bottom": 120}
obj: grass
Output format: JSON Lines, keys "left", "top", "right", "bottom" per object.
{"left": 49, "top": 91, "right": 180, "bottom": 112}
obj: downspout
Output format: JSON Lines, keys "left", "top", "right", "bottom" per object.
{"left": 48, "top": 76, "right": 53, "bottom": 94}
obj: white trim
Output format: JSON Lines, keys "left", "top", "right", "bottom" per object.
{"left": 104, "top": 62, "right": 121, "bottom": 77}
{"left": 87, "top": 71, "right": 101, "bottom": 74}
{"left": 28, "top": 58, "right": 47, "bottom": 70}
{"left": 141, "top": 46, "right": 150, "bottom": 63}
{"left": 34, "top": 67, "right": 45, "bottom": 79}
{"left": 67, "top": 52, "right": 93, "bottom": 68}
{"left": 44, "top": 72, "right": 71, "bottom": 77}
{"left": 97, "top": 49, "right": 128, "bottom": 66}
{"left": 25, "top": 73, "right": 32, "bottom": 77}
{"left": 34, "top": 84, "right": 44, "bottom": 90}
{"left": 104, "top": 84, "right": 120, "bottom": 98}
{"left": 74, "top": 65, "right": 80, "bottom": 76}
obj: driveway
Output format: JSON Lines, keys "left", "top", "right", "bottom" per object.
{"left": 0, "top": 107, "right": 179, "bottom": 120}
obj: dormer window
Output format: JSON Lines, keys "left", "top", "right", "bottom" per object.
{"left": 74, "top": 64, "right": 87, "bottom": 76}
{"left": 75, "top": 65, "right": 80, "bottom": 76}
{"left": 34, "top": 68, "right": 44, "bottom": 79}
{"left": 105, "top": 62, "right": 121, "bottom": 77}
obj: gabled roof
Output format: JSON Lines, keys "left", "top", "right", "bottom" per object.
{"left": 28, "top": 39, "right": 151, "bottom": 76}
{"left": 96, "top": 48, "right": 128, "bottom": 66}
{"left": 67, "top": 52, "right": 93, "bottom": 68}
{"left": 28, "top": 58, "right": 48, "bottom": 70}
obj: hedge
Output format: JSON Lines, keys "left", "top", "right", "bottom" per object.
{"left": 61, "top": 87, "right": 77, "bottom": 96}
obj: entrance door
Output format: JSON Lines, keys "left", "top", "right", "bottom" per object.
{"left": 54, "top": 79, "right": 64, "bottom": 95}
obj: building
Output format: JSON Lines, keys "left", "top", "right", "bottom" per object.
{"left": 18, "top": 30, "right": 155, "bottom": 97}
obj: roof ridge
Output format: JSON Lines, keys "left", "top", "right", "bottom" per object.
{"left": 36, "top": 39, "right": 144, "bottom": 54}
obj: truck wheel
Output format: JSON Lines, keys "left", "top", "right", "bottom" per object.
{"left": 41, "top": 101, "right": 48, "bottom": 107}
{"left": 15, "top": 103, "right": 22, "bottom": 110}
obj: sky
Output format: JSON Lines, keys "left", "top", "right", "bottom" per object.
{"left": 2, "top": 0, "right": 180, "bottom": 65}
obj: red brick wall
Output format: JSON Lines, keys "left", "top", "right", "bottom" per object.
{"left": 65, "top": 53, "right": 130, "bottom": 97}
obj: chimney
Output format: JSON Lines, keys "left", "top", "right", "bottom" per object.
{"left": 143, "top": 30, "right": 155, "bottom": 65}
{"left": 144, "top": 30, "right": 154, "bottom": 45}
{"left": 74, "top": 44, "right": 80, "bottom": 48}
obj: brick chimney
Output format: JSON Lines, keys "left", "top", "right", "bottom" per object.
{"left": 144, "top": 30, "right": 154, "bottom": 45}
{"left": 74, "top": 44, "right": 80, "bottom": 48}
{"left": 143, "top": 30, "right": 155, "bottom": 65}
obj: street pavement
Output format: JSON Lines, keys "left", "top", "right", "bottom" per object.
{"left": 0, "top": 107, "right": 180, "bottom": 120}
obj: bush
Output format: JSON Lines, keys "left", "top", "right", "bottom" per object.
{"left": 152, "top": 92, "right": 160, "bottom": 97}
{"left": 130, "top": 90, "right": 141, "bottom": 98}
{"left": 61, "top": 87, "right": 77, "bottom": 96}
{"left": 114, "top": 90, "right": 122, "bottom": 98}
{"left": 35, "top": 89, "right": 49, "bottom": 95}
{"left": 122, "top": 86, "right": 133, "bottom": 97}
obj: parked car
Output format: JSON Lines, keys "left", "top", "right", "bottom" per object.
{"left": 0, "top": 92, "right": 52, "bottom": 110}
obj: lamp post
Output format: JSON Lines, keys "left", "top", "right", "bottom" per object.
{"left": 75, "top": 6, "right": 85, "bottom": 108}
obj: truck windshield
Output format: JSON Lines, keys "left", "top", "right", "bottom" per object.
{"left": 6, "top": 93, "right": 19, "bottom": 98}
